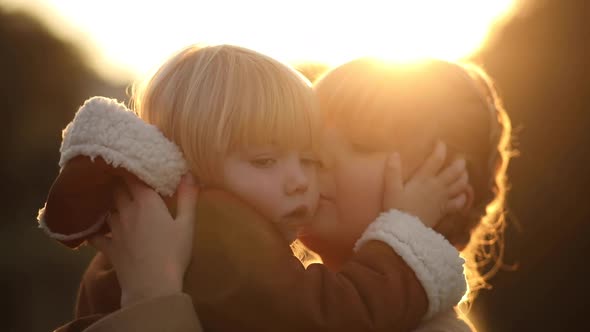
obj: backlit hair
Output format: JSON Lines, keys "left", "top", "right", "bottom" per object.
{"left": 130, "top": 44, "right": 318, "bottom": 184}
{"left": 314, "top": 58, "right": 515, "bottom": 308}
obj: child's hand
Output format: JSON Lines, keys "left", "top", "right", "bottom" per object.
{"left": 382, "top": 142, "right": 469, "bottom": 228}
{"left": 89, "top": 174, "right": 198, "bottom": 308}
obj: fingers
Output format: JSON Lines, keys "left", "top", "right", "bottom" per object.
{"left": 416, "top": 141, "right": 447, "bottom": 178}
{"left": 112, "top": 176, "right": 145, "bottom": 225}
{"left": 119, "top": 175, "right": 160, "bottom": 214}
{"left": 113, "top": 183, "right": 133, "bottom": 213}
{"left": 176, "top": 173, "right": 199, "bottom": 224}
{"left": 438, "top": 158, "right": 466, "bottom": 185}
{"left": 442, "top": 161, "right": 470, "bottom": 214}
{"left": 88, "top": 233, "right": 112, "bottom": 257}
{"left": 382, "top": 153, "right": 404, "bottom": 211}
{"left": 387, "top": 152, "right": 403, "bottom": 191}
{"left": 121, "top": 175, "right": 152, "bottom": 201}
{"left": 445, "top": 194, "right": 467, "bottom": 213}
{"left": 448, "top": 172, "right": 470, "bottom": 197}
{"left": 106, "top": 210, "right": 122, "bottom": 235}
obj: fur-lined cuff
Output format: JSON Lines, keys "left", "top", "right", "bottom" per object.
{"left": 59, "top": 96, "right": 188, "bottom": 196}
{"left": 37, "top": 207, "right": 109, "bottom": 242}
{"left": 354, "top": 210, "right": 467, "bottom": 320}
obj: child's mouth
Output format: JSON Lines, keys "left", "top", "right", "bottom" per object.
{"left": 284, "top": 205, "right": 310, "bottom": 220}
{"left": 281, "top": 205, "right": 313, "bottom": 228}
{"left": 279, "top": 206, "right": 315, "bottom": 241}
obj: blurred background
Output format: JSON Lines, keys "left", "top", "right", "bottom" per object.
{"left": 0, "top": 0, "right": 588, "bottom": 331}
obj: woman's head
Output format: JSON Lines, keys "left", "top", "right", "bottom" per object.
{"left": 303, "top": 58, "right": 513, "bottom": 300}
{"left": 131, "top": 44, "right": 320, "bottom": 241}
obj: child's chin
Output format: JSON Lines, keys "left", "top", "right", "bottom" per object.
{"left": 297, "top": 228, "right": 332, "bottom": 252}
{"left": 280, "top": 229, "right": 298, "bottom": 244}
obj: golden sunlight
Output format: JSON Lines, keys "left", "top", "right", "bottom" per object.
{"left": 7, "top": 0, "right": 518, "bottom": 82}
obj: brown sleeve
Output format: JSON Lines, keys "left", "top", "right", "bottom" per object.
{"left": 185, "top": 190, "right": 428, "bottom": 332}
{"left": 53, "top": 315, "right": 105, "bottom": 332}
{"left": 81, "top": 293, "right": 202, "bottom": 332}
{"left": 52, "top": 253, "right": 121, "bottom": 332}
{"left": 74, "top": 253, "right": 121, "bottom": 318}
{"left": 54, "top": 294, "right": 202, "bottom": 332}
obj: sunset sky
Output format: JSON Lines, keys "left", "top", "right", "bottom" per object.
{"left": 4, "top": 0, "right": 523, "bottom": 82}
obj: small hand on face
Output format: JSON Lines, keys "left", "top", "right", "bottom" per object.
{"left": 382, "top": 142, "right": 470, "bottom": 228}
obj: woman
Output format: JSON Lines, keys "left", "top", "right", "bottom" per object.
{"left": 300, "top": 58, "right": 512, "bottom": 330}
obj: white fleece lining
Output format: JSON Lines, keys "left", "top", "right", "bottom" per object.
{"left": 354, "top": 209, "right": 467, "bottom": 320}
{"left": 38, "top": 96, "right": 188, "bottom": 241}
{"left": 59, "top": 96, "right": 188, "bottom": 196}
{"left": 37, "top": 206, "right": 108, "bottom": 241}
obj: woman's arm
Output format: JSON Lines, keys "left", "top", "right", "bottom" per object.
{"left": 81, "top": 293, "right": 202, "bottom": 332}
{"left": 54, "top": 292, "right": 202, "bottom": 332}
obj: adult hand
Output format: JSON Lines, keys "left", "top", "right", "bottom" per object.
{"left": 382, "top": 142, "right": 469, "bottom": 228}
{"left": 89, "top": 173, "right": 198, "bottom": 308}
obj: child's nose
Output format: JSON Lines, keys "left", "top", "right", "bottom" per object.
{"left": 284, "top": 164, "right": 309, "bottom": 195}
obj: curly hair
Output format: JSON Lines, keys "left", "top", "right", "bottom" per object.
{"left": 313, "top": 58, "right": 516, "bottom": 308}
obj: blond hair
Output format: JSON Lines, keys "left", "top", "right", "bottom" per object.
{"left": 130, "top": 44, "right": 318, "bottom": 184}
{"left": 314, "top": 58, "right": 515, "bottom": 308}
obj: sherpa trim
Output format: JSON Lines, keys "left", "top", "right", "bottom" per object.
{"left": 38, "top": 96, "right": 188, "bottom": 241}
{"left": 354, "top": 209, "right": 467, "bottom": 320}
{"left": 60, "top": 96, "right": 188, "bottom": 196}
{"left": 37, "top": 206, "right": 109, "bottom": 241}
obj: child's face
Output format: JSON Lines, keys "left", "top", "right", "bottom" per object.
{"left": 222, "top": 145, "right": 320, "bottom": 242}
{"left": 300, "top": 126, "right": 387, "bottom": 255}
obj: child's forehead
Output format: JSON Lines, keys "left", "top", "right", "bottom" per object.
{"left": 232, "top": 141, "right": 316, "bottom": 155}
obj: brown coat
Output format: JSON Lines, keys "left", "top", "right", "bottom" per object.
{"left": 56, "top": 293, "right": 202, "bottom": 332}
{"left": 56, "top": 190, "right": 429, "bottom": 332}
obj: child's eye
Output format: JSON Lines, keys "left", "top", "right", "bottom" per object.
{"left": 251, "top": 158, "right": 276, "bottom": 168}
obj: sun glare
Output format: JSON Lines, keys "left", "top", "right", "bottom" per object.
{"left": 7, "top": 0, "right": 517, "bottom": 82}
